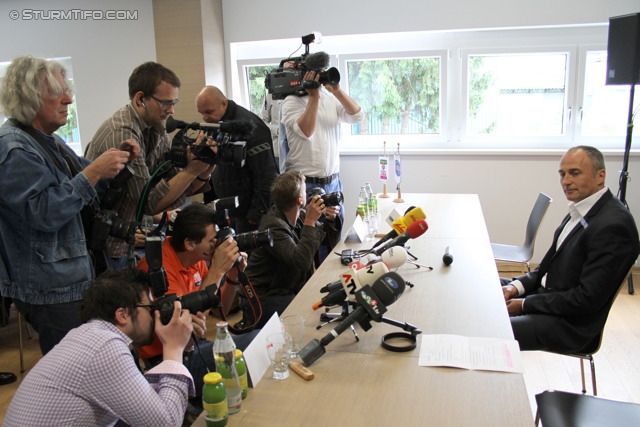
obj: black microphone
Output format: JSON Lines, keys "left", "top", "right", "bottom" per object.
{"left": 373, "top": 219, "right": 428, "bottom": 256}
{"left": 304, "top": 51, "right": 330, "bottom": 70}
{"left": 299, "top": 272, "right": 406, "bottom": 366}
{"left": 165, "top": 116, "right": 254, "bottom": 138}
{"left": 443, "top": 246, "right": 453, "bottom": 266}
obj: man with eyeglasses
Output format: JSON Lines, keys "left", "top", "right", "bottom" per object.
{"left": 86, "top": 62, "right": 215, "bottom": 269}
{"left": 5, "top": 268, "right": 196, "bottom": 427}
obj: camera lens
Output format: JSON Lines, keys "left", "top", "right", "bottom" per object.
{"left": 235, "top": 229, "right": 274, "bottom": 252}
{"left": 318, "top": 67, "right": 340, "bottom": 85}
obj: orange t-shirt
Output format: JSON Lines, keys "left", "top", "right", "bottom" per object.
{"left": 136, "top": 236, "right": 209, "bottom": 360}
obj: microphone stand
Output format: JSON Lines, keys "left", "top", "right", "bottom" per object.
{"left": 620, "top": 84, "right": 636, "bottom": 294}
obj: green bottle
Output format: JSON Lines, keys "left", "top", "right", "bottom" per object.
{"left": 202, "top": 372, "right": 228, "bottom": 427}
{"left": 235, "top": 349, "right": 248, "bottom": 399}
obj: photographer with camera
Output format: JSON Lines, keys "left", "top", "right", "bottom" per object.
{"left": 135, "top": 203, "right": 257, "bottom": 415}
{"left": 196, "top": 86, "right": 278, "bottom": 234}
{"left": 239, "top": 171, "right": 341, "bottom": 329}
{"left": 278, "top": 49, "right": 363, "bottom": 262}
{"left": 86, "top": 62, "right": 215, "bottom": 270}
{"left": 5, "top": 268, "right": 196, "bottom": 427}
{"left": 0, "top": 56, "right": 140, "bottom": 355}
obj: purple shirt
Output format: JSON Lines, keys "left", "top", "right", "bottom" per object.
{"left": 4, "top": 319, "right": 195, "bottom": 427}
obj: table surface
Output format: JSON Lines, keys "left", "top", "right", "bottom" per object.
{"left": 194, "top": 193, "right": 534, "bottom": 427}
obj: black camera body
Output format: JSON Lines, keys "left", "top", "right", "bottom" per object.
{"left": 154, "top": 286, "right": 219, "bottom": 325}
{"left": 265, "top": 58, "right": 340, "bottom": 101}
{"left": 264, "top": 33, "right": 340, "bottom": 100}
{"left": 165, "top": 116, "right": 250, "bottom": 169}
{"left": 308, "top": 187, "right": 344, "bottom": 207}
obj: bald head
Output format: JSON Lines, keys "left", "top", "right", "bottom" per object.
{"left": 196, "top": 85, "right": 228, "bottom": 123}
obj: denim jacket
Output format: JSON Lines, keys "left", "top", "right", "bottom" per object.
{"left": 0, "top": 120, "right": 98, "bottom": 304}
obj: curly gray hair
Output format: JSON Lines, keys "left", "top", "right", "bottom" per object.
{"left": 0, "top": 55, "right": 73, "bottom": 125}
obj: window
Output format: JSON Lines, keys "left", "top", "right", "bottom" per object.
{"left": 230, "top": 25, "right": 637, "bottom": 152}
{"left": 466, "top": 53, "right": 568, "bottom": 137}
{"left": 345, "top": 56, "right": 441, "bottom": 136}
{"left": 580, "top": 50, "right": 638, "bottom": 138}
{"left": 244, "top": 64, "right": 278, "bottom": 115}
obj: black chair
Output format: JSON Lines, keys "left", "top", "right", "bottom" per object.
{"left": 491, "top": 192, "right": 552, "bottom": 274}
{"left": 535, "top": 389, "right": 640, "bottom": 427}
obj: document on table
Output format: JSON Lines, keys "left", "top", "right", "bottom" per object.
{"left": 418, "top": 334, "right": 523, "bottom": 373}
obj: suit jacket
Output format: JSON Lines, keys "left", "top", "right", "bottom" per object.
{"left": 516, "top": 189, "right": 639, "bottom": 352}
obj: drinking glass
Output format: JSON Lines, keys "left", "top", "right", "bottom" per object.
{"left": 280, "top": 314, "right": 305, "bottom": 358}
{"left": 266, "top": 332, "right": 292, "bottom": 380}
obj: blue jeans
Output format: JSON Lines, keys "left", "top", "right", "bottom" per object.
{"left": 13, "top": 299, "right": 82, "bottom": 355}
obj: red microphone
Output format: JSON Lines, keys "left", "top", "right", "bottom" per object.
{"left": 373, "top": 219, "right": 428, "bottom": 256}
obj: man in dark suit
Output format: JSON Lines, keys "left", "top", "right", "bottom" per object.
{"left": 502, "top": 146, "right": 639, "bottom": 353}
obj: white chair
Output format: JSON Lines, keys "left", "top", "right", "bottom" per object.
{"left": 491, "top": 192, "right": 552, "bottom": 273}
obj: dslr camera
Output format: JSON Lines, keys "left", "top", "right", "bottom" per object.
{"left": 308, "top": 187, "right": 344, "bottom": 207}
{"left": 264, "top": 32, "right": 340, "bottom": 100}
{"left": 145, "top": 233, "right": 221, "bottom": 325}
{"left": 164, "top": 116, "right": 250, "bottom": 169}
{"left": 212, "top": 197, "right": 274, "bottom": 255}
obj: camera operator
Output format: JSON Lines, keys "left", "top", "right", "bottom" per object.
{"left": 4, "top": 268, "right": 195, "bottom": 427}
{"left": 239, "top": 171, "right": 341, "bottom": 329}
{"left": 196, "top": 86, "right": 278, "bottom": 234}
{"left": 280, "top": 56, "right": 363, "bottom": 262}
{"left": 86, "top": 62, "right": 215, "bottom": 269}
{"left": 135, "top": 203, "right": 257, "bottom": 415}
{"left": 0, "top": 56, "right": 140, "bottom": 355}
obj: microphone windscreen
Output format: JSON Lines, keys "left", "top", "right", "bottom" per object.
{"left": 355, "top": 262, "right": 390, "bottom": 288}
{"left": 380, "top": 246, "right": 408, "bottom": 269}
{"left": 371, "top": 272, "right": 406, "bottom": 305}
{"left": 304, "top": 51, "right": 330, "bottom": 70}
{"left": 406, "top": 219, "right": 429, "bottom": 239}
{"left": 403, "top": 207, "right": 426, "bottom": 226}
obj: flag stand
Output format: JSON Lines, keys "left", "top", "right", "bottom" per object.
{"left": 393, "top": 143, "right": 404, "bottom": 203}
{"left": 379, "top": 141, "right": 390, "bottom": 198}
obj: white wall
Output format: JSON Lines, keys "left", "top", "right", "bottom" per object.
{"left": 221, "top": 0, "right": 640, "bottom": 265}
{"left": 0, "top": 0, "right": 157, "bottom": 144}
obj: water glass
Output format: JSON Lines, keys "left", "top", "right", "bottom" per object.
{"left": 280, "top": 314, "right": 305, "bottom": 358}
{"left": 266, "top": 332, "right": 292, "bottom": 380}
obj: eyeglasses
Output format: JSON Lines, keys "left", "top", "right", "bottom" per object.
{"left": 135, "top": 304, "right": 156, "bottom": 314}
{"left": 149, "top": 95, "right": 179, "bottom": 111}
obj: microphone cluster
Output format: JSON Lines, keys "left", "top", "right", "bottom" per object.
{"left": 299, "top": 272, "right": 407, "bottom": 366}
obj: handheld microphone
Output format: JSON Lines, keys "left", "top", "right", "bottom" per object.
{"left": 300, "top": 272, "right": 407, "bottom": 366}
{"left": 371, "top": 207, "right": 426, "bottom": 250}
{"left": 312, "top": 262, "right": 389, "bottom": 310}
{"left": 380, "top": 246, "right": 408, "bottom": 269}
{"left": 443, "top": 246, "right": 454, "bottom": 266}
{"left": 373, "top": 219, "right": 428, "bottom": 256}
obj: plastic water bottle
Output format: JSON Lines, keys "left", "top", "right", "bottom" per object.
{"left": 235, "top": 349, "right": 248, "bottom": 399}
{"left": 212, "top": 321, "right": 242, "bottom": 414}
{"left": 202, "top": 372, "right": 228, "bottom": 427}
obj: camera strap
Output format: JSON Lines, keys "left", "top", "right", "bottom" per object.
{"left": 221, "top": 270, "right": 263, "bottom": 335}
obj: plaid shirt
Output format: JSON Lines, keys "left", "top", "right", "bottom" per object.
{"left": 4, "top": 320, "right": 195, "bottom": 427}
{"left": 86, "top": 104, "right": 209, "bottom": 257}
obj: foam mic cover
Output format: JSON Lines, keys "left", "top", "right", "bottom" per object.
{"left": 165, "top": 116, "right": 189, "bottom": 133}
{"left": 373, "top": 219, "right": 429, "bottom": 256}
{"left": 304, "top": 51, "right": 330, "bottom": 70}
{"left": 380, "top": 246, "right": 408, "bottom": 269}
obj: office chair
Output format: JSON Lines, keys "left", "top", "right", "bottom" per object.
{"left": 535, "top": 389, "right": 640, "bottom": 427}
{"left": 551, "top": 333, "right": 601, "bottom": 395}
{"left": 491, "top": 192, "right": 552, "bottom": 274}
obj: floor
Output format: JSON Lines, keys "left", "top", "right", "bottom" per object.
{"left": 1, "top": 268, "right": 639, "bottom": 424}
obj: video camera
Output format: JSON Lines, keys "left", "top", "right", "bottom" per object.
{"left": 264, "top": 32, "right": 340, "bottom": 100}
{"left": 212, "top": 197, "right": 274, "bottom": 255}
{"left": 164, "top": 116, "right": 251, "bottom": 168}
